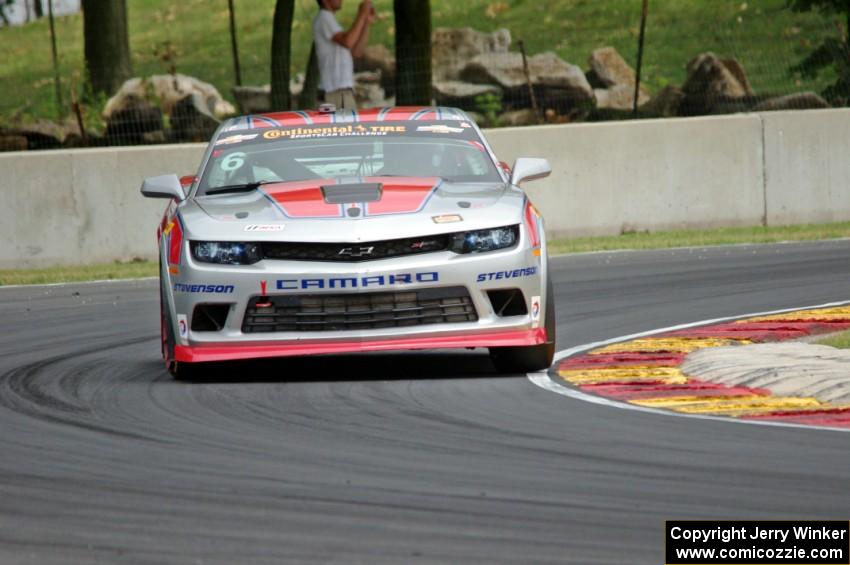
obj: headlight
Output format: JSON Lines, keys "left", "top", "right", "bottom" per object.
{"left": 449, "top": 225, "right": 519, "bottom": 254}
{"left": 191, "top": 241, "right": 261, "bottom": 265}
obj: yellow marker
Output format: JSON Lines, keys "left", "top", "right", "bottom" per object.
{"left": 632, "top": 395, "right": 823, "bottom": 415}
{"left": 743, "top": 306, "right": 850, "bottom": 322}
{"left": 559, "top": 367, "right": 688, "bottom": 385}
{"left": 162, "top": 221, "right": 175, "bottom": 236}
{"left": 590, "top": 337, "right": 750, "bottom": 355}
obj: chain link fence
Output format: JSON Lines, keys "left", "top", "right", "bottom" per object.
{"left": 0, "top": 0, "right": 847, "bottom": 150}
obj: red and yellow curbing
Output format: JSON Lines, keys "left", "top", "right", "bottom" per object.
{"left": 556, "top": 306, "right": 850, "bottom": 429}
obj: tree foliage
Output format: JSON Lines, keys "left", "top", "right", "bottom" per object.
{"left": 270, "top": 0, "right": 295, "bottom": 111}
{"left": 394, "top": 0, "right": 432, "bottom": 106}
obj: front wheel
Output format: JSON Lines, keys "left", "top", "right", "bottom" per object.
{"left": 489, "top": 278, "right": 556, "bottom": 374}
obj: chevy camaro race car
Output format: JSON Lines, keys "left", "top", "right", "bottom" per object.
{"left": 141, "top": 106, "right": 555, "bottom": 379}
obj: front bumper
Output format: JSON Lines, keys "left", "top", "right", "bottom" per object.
{"left": 167, "top": 241, "right": 547, "bottom": 359}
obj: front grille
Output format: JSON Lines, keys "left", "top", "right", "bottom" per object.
{"left": 261, "top": 234, "right": 449, "bottom": 262}
{"left": 242, "top": 287, "right": 477, "bottom": 333}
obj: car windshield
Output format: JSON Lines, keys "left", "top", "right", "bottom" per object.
{"left": 197, "top": 120, "right": 503, "bottom": 195}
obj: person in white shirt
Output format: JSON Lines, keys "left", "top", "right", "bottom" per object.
{"left": 313, "top": 0, "right": 376, "bottom": 109}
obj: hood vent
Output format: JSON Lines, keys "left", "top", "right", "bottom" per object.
{"left": 321, "top": 183, "right": 382, "bottom": 204}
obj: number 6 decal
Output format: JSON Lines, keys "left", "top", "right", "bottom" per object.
{"left": 220, "top": 152, "right": 246, "bottom": 171}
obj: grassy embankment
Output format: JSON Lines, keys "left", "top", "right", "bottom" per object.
{"left": 3, "top": 221, "right": 850, "bottom": 286}
{"left": 817, "top": 332, "right": 850, "bottom": 349}
{"left": 0, "top": 0, "right": 840, "bottom": 126}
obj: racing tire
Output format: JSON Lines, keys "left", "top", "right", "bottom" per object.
{"left": 489, "top": 278, "right": 556, "bottom": 374}
{"left": 167, "top": 360, "right": 202, "bottom": 382}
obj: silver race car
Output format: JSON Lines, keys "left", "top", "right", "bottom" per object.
{"left": 141, "top": 106, "right": 555, "bottom": 378}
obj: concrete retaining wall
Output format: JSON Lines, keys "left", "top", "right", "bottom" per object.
{"left": 1, "top": 108, "right": 848, "bottom": 268}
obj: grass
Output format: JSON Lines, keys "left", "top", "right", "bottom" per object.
{"left": 547, "top": 221, "right": 850, "bottom": 254}
{"left": 0, "top": 0, "right": 844, "bottom": 126}
{"left": 816, "top": 331, "right": 850, "bottom": 349}
{"left": 3, "top": 221, "right": 850, "bottom": 285}
{"left": 0, "top": 260, "right": 157, "bottom": 286}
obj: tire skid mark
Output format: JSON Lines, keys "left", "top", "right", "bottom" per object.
{"left": 0, "top": 335, "right": 164, "bottom": 442}
{"left": 550, "top": 305, "right": 850, "bottom": 430}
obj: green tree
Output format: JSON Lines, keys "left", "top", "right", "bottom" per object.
{"left": 394, "top": 0, "right": 431, "bottom": 106}
{"left": 788, "top": 0, "right": 850, "bottom": 104}
{"left": 82, "top": 0, "right": 133, "bottom": 96}
{"left": 270, "top": 0, "right": 295, "bottom": 111}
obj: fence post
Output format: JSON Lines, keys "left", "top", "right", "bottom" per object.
{"left": 633, "top": 0, "right": 649, "bottom": 117}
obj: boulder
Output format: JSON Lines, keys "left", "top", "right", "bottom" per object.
{"left": 353, "top": 71, "right": 388, "bottom": 108}
{"left": 432, "top": 27, "right": 511, "bottom": 81}
{"left": 640, "top": 85, "right": 685, "bottom": 118}
{"left": 170, "top": 93, "right": 220, "bottom": 142}
{"left": 588, "top": 47, "right": 650, "bottom": 109}
{"left": 354, "top": 44, "right": 395, "bottom": 77}
{"left": 232, "top": 85, "right": 271, "bottom": 115}
{"left": 104, "top": 74, "right": 236, "bottom": 120}
{"left": 104, "top": 95, "right": 165, "bottom": 145}
{"left": 460, "top": 51, "right": 593, "bottom": 109}
{"left": 752, "top": 92, "right": 831, "bottom": 112}
{"left": 232, "top": 76, "right": 308, "bottom": 114}
{"left": 680, "top": 53, "right": 754, "bottom": 115}
{"left": 0, "top": 135, "right": 27, "bottom": 152}
{"left": 499, "top": 108, "right": 539, "bottom": 127}
{"left": 432, "top": 81, "right": 502, "bottom": 111}
{"left": 5, "top": 119, "right": 66, "bottom": 149}
{"left": 588, "top": 47, "right": 637, "bottom": 89}
{"left": 594, "top": 84, "right": 650, "bottom": 111}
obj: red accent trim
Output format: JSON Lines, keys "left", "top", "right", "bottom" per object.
{"left": 256, "top": 107, "right": 438, "bottom": 126}
{"left": 167, "top": 215, "right": 183, "bottom": 266}
{"left": 524, "top": 200, "right": 540, "bottom": 248}
{"left": 260, "top": 177, "right": 440, "bottom": 218}
{"left": 174, "top": 328, "right": 547, "bottom": 363}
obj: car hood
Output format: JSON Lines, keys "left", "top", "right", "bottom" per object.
{"left": 186, "top": 177, "right": 524, "bottom": 242}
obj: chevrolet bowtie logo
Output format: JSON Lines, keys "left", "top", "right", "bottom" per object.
{"left": 338, "top": 246, "right": 375, "bottom": 257}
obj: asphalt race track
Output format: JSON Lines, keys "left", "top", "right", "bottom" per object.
{"left": 1, "top": 240, "right": 849, "bottom": 564}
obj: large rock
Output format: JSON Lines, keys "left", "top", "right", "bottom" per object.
{"left": 588, "top": 47, "right": 650, "bottom": 109}
{"left": 594, "top": 84, "right": 650, "bottom": 111}
{"left": 640, "top": 85, "right": 685, "bottom": 118}
{"left": 588, "top": 47, "right": 636, "bottom": 89}
{"left": 432, "top": 27, "right": 511, "bottom": 81}
{"left": 353, "top": 71, "right": 388, "bottom": 108}
{"left": 499, "top": 108, "right": 539, "bottom": 127}
{"left": 104, "top": 74, "right": 235, "bottom": 120}
{"left": 680, "top": 53, "right": 754, "bottom": 115}
{"left": 170, "top": 93, "right": 220, "bottom": 142}
{"left": 0, "top": 135, "right": 27, "bottom": 152}
{"left": 752, "top": 92, "right": 831, "bottom": 112}
{"left": 104, "top": 95, "right": 165, "bottom": 145}
{"left": 354, "top": 44, "right": 395, "bottom": 77}
{"left": 432, "top": 81, "right": 502, "bottom": 111}
{"left": 461, "top": 51, "right": 593, "bottom": 111}
{"left": 4, "top": 119, "right": 66, "bottom": 149}
{"left": 232, "top": 85, "right": 271, "bottom": 115}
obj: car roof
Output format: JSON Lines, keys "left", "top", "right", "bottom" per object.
{"left": 222, "top": 106, "right": 472, "bottom": 131}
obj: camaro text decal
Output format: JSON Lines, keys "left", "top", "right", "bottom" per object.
{"left": 276, "top": 272, "right": 438, "bottom": 290}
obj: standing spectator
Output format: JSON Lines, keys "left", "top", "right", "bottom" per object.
{"left": 313, "top": 0, "right": 376, "bottom": 109}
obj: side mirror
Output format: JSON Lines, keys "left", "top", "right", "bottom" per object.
{"left": 141, "top": 174, "right": 186, "bottom": 200}
{"left": 510, "top": 158, "right": 551, "bottom": 186}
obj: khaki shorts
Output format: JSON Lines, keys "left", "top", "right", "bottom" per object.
{"left": 324, "top": 89, "right": 357, "bottom": 110}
